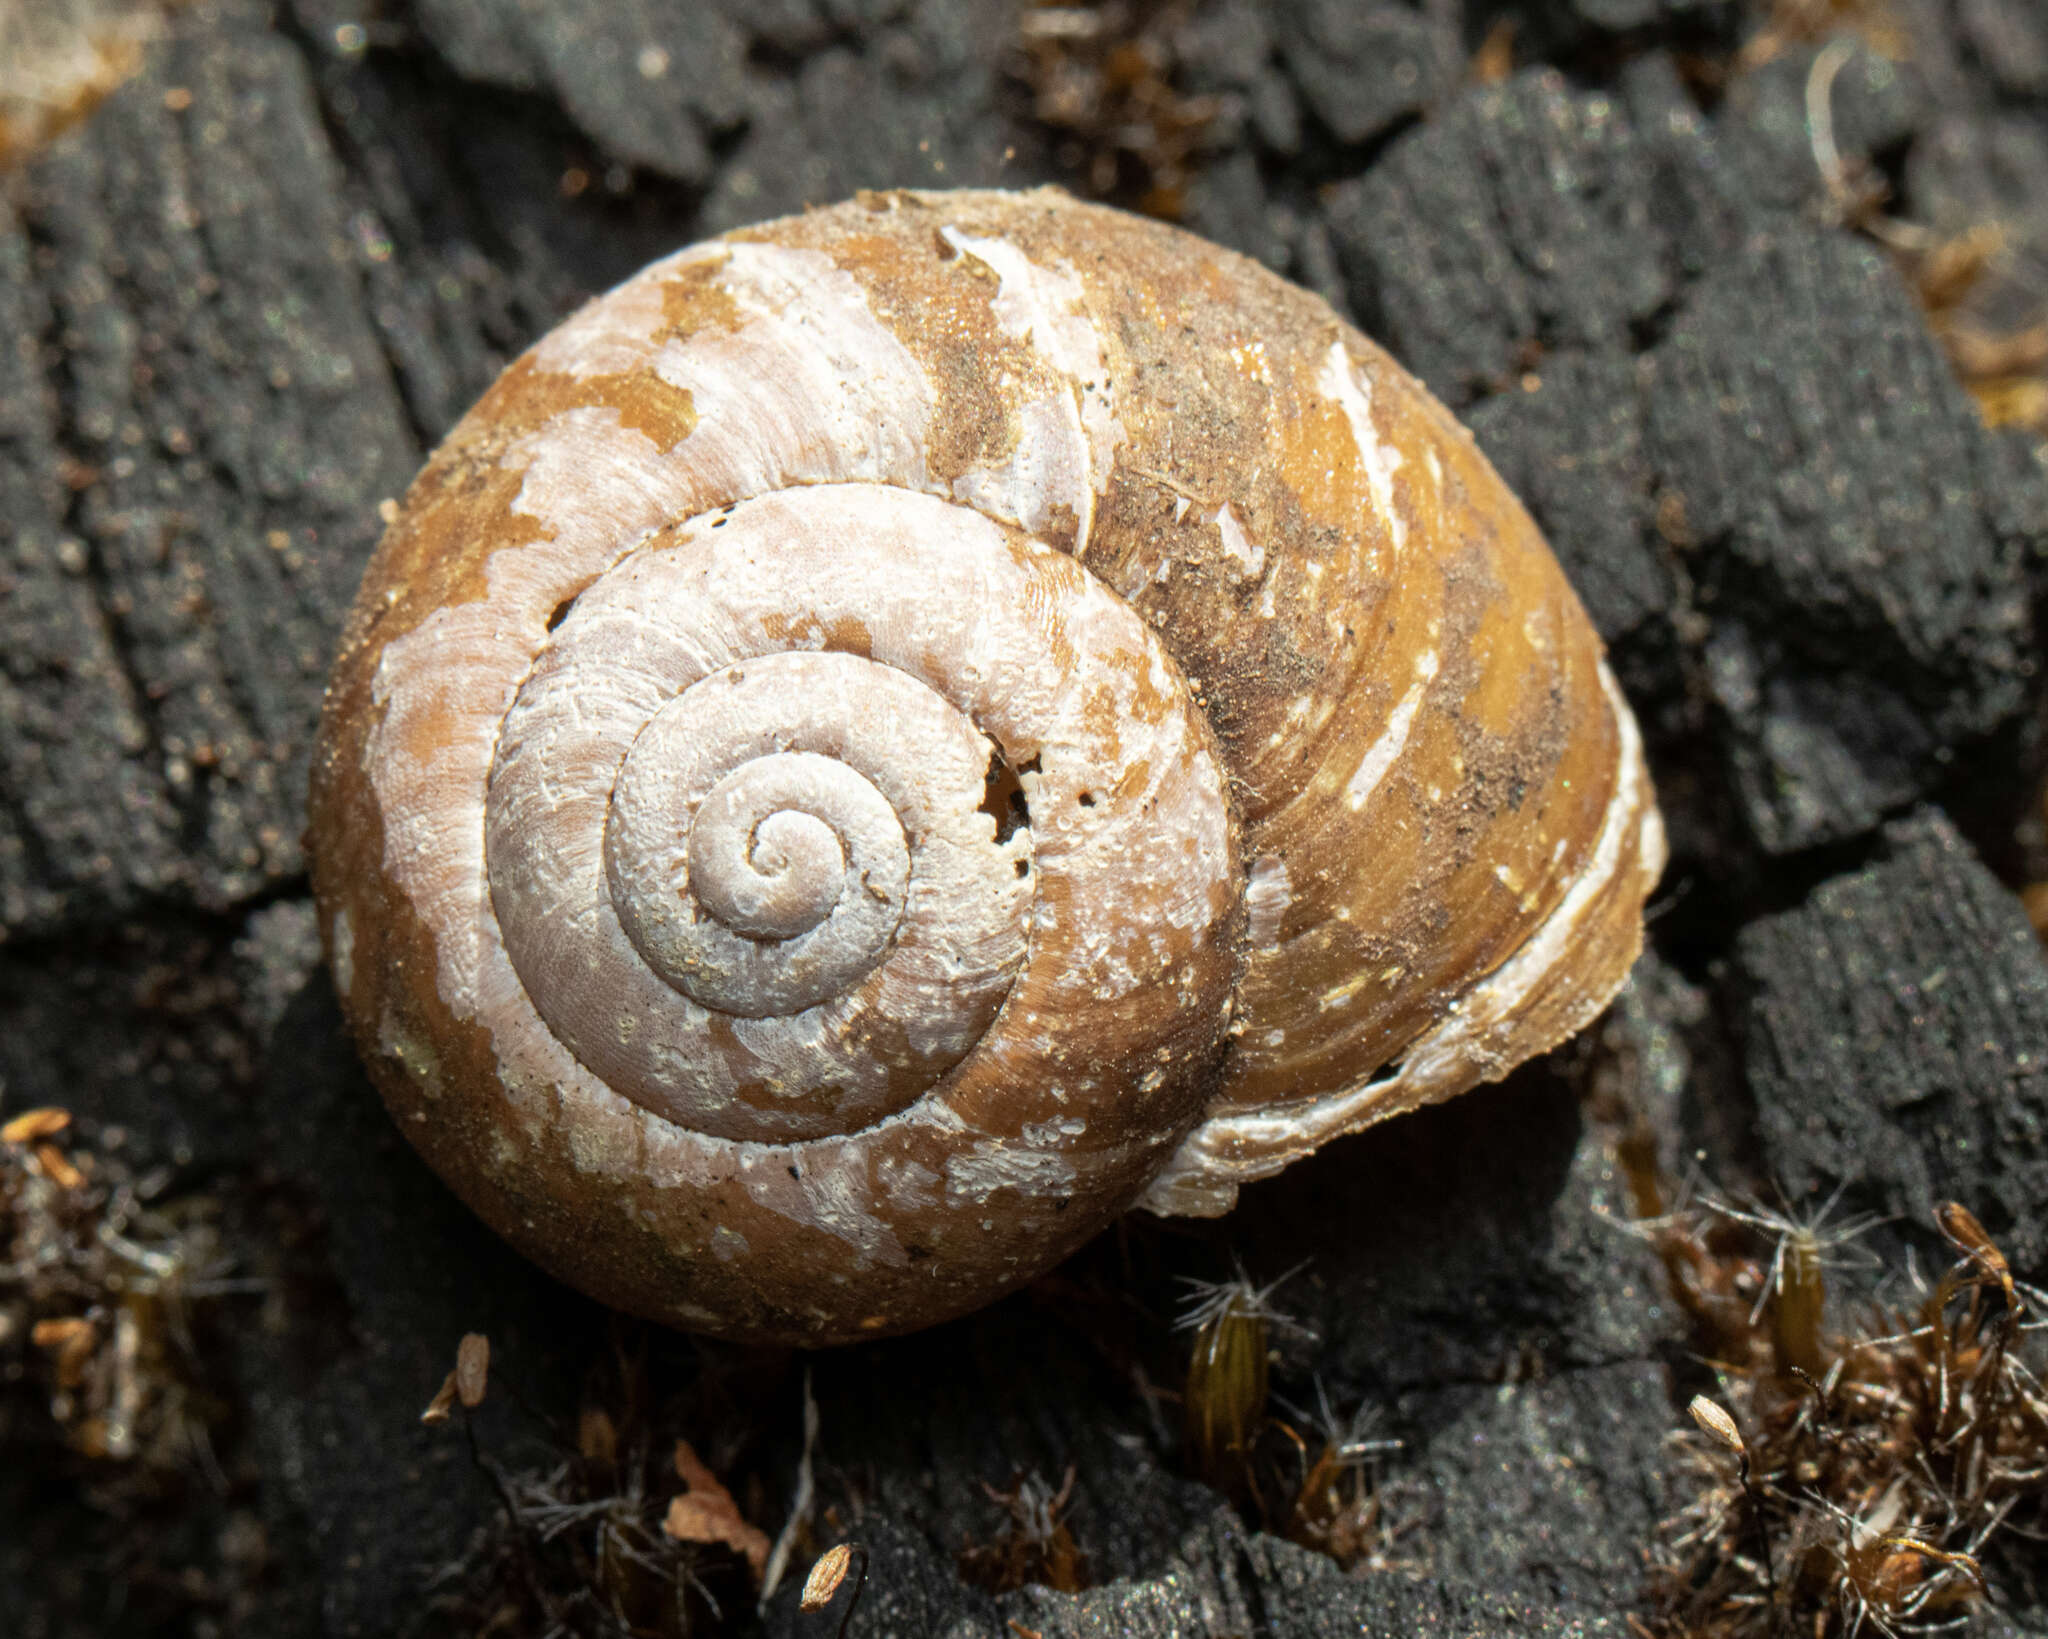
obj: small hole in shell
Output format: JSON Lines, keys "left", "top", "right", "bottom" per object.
{"left": 1078, "top": 791, "right": 1097, "bottom": 808}
{"left": 980, "top": 749, "right": 1032, "bottom": 845}
{"left": 545, "top": 597, "right": 575, "bottom": 633}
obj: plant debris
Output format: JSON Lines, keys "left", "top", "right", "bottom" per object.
{"left": 1638, "top": 1195, "right": 2048, "bottom": 1637}
{"left": 422, "top": 1331, "right": 492, "bottom": 1424}
{"left": 958, "top": 1466, "right": 1091, "bottom": 1594}
{"left": 1177, "top": 1261, "right": 1298, "bottom": 1507}
{"left": 1273, "top": 1381, "right": 1419, "bottom": 1574}
{"left": 1752, "top": 29, "right": 2048, "bottom": 442}
{"left": 799, "top": 1541, "right": 867, "bottom": 1637}
{"left": 1, "top": 1101, "right": 242, "bottom": 1475}
{"left": 664, "top": 1439, "right": 771, "bottom": 1586}
{"left": 0, "top": 0, "right": 168, "bottom": 168}
{"left": 1167, "top": 1259, "right": 1424, "bottom": 1574}
{"left": 1011, "top": 0, "right": 1221, "bottom": 218}
{"left": 420, "top": 1324, "right": 783, "bottom": 1638}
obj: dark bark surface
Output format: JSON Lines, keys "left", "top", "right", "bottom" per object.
{"left": 7, "top": 1, "right": 2048, "bottom": 1636}
{"left": 1739, "top": 808, "right": 2048, "bottom": 1273}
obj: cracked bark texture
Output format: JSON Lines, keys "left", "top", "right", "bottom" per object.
{"left": 6, "top": 0, "right": 2048, "bottom": 1635}
{"left": 0, "top": 7, "right": 415, "bottom": 932}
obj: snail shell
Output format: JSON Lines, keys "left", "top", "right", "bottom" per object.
{"left": 309, "top": 188, "right": 1664, "bottom": 1346}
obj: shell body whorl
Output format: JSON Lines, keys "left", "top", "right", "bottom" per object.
{"left": 309, "top": 188, "right": 1664, "bottom": 1345}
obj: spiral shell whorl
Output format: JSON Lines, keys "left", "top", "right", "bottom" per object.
{"left": 668, "top": 753, "right": 894, "bottom": 944}
{"left": 309, "top": 188, "right": 1663, "bottom": 1344}
{"left": 478, "top": 483, "right": 1236, "bottom": 1151}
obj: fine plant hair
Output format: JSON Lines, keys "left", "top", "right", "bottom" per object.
{"left": 1697, "top": 1183, "right": 1887, "bottom": 1381}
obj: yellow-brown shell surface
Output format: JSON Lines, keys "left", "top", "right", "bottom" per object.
{"left": 308, "top": 188, "right": 1664, "bottom": 1346}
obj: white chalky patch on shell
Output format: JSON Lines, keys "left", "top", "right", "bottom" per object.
{"left": 565, "top": 1103, "right": 645, "bottom": 1176}
{"left": 365, "top": 235, "right": 952, "bottom": 1052}
{"left": 1320, "top": 341, "right": 1406, "bottom": 552}
{"left": 939, "top": 226, "right": 1127, "bottom": 550}
{"left": 369, "top": 409, "right": 671, "bottom": 1034}
{"left": 733, "top": 1148, "right": 908, "bottom": 1268}
{"left": 486, "top": 634, "right": 1033, "bottom": 1142}
{"left": 330, "top": 907, "right": 354, "bottom": 997}
{"left": 1215, "top": 502, "right": 1263, "bottom": 580}
{"left": 377, "top": 1007, "right": 444, "bottom": 1100}
{"left": 641, "top": 243, "right": 935, "bottom": 493}
{"left": 1143, "top": 660, "right": 1664, "bottom": 1216}
{"left": 875, "top": 1153, "right": 944, "bottom": 1215}
{"left": 528, "top": 244, "right": 935, "bottom": 501}
{"left": 1343, "top": 650, "right": 1439, "bottom": 811}
{"left": 951, "top": 394, "right": 1092, "bottom": 546}
{"left": 1245, "top": 855, "right": 1291, "bottom": 947}
{"left": 1319, "top": 974, "right": 1370, "bottom": 1009}
{"left": 944, "top": 1139, "right": 1078, "bottom": 1205}
{"left": 529, "top": 243, "right": 726, "bottom": 378}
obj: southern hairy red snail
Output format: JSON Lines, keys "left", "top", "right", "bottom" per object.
{"left": 308, "top": 188, "right": 1664, "bottom": 1346}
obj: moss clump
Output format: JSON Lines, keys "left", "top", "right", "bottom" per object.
{"left": 1642, "top": 1195, "right": 2048, "bottom": 1638}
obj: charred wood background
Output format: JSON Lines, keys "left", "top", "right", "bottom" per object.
{"left": 5, "top": 1, "right": 2048, "bottom": 1635}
